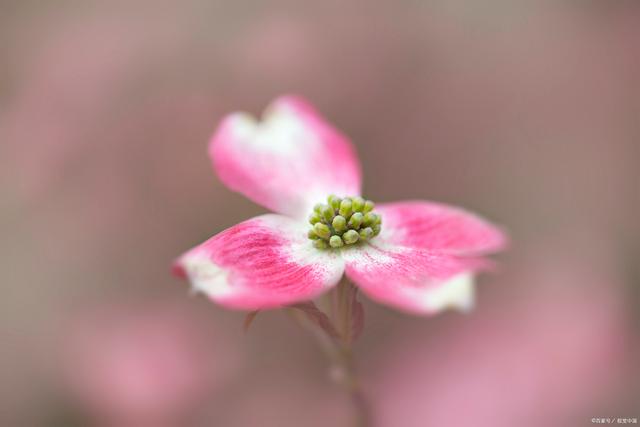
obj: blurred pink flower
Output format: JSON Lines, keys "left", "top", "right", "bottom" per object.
{"left": 61, "top": 302, "right": 236, "bottom": 426}
{"left": 371, "top": 262, "right": 630, "bottom": 427}
{"left": 174, "top": 96, "right": 507, "bottom": 314}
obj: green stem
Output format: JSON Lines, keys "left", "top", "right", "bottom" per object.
{"left": 336, "top": 345, "right": 371, "bottom": 427}
{"left": 329, "top": 279, "right": 372, "bottom": 427}
{"left": 288, "top": 278, "right": 372, "bottom": 426}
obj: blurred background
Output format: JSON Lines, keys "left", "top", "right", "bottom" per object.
{"left": 1, "top": 0, "right": 639, "bottom": 426}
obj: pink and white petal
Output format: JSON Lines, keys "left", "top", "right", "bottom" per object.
{"left": 210, "top": 95, "right": 362, "bottom": 218}
{"left": 422, "top": 272, "right": 476, "bottom": 313}
{"left": 173, "top": 215, "right": 345, "bottom": 310}
{"left": 377, "top": 201, "right": 508, "bottom": 255}
{"left": 343, "top": 242, "right": 483, "bottom": 315}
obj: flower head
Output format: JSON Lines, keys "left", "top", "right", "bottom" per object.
{"left": 173, "top": 96, "right": 507, "bottom": 315}
{"left": 308, "top": 195, "right": 380, "bottom": 249}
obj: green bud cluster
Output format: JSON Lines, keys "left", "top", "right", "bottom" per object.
{"left": 308, "top": 195, "right": 381, "bottom": 249}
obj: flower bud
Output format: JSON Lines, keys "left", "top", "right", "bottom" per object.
{"left": 352, "top": 197, "right": 365, "bottom": 212}
{"left": 359, "top": 227, "right": 374, "bottom": 240}
{"left": 308, "top": 213, "right": 322, "bottom": 225}
{"left": 313, "top": 239, "right": 329, "bottom": 249}
{"left": 332, "top": 215, "right": 348, "bottom": 232}
{"left": 349, "top": 212, "right": 363, "bottom": 229}
{"left": 339, "top": 198, "right": 353, "bottom": 217}
{"left": 329, "top": 235, "right": 344, "bottom": 248}
{"left": 314, "top": 223, "right": 331, "bottom": 239}
{"left": 343, "top": 229, "right": 359, "bottom": 245}
{"left": 328, "top": 195, "right": 342, "bottom": 211}
{"left": 321, "top": 205, "right": 334, "bottom": 222}
{"left": 363, "top": 212, "right": 377, "bottom": 227}
{"left": 363, "top": 200, "right": 375, "bottom": 213}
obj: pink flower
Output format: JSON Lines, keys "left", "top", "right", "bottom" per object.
{"left": 174, "top": 96, "right": 507, "bottom": 315}
{"left": 61, "top": 302, "right": 237, "bottom": 426}
{"left": 370, "top": 262, "right": 629, "bottom": 427}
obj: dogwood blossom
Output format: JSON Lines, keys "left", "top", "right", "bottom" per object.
{"left": 173, "top": 96, "right": 506, "bottom": 315}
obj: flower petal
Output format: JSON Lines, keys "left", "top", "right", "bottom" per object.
{"left": 377, "top": 201, "right": 507, "bottom": 255}
{"left": 210, "top": 95, "right": 362, "bottom": 218}
{"left": 173, "top": 215, "right": 345, "bottom": 310}
{"left": 343, "top": 242, "right": 482, "bottom": 315}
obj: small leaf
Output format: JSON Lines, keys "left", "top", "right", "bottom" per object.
{"left": 350, "top": 300, "right": 365, "bottom": 343}
{"left": 347, "top": 286, "right": 364, "bottom": 343}
{"left": 291, "top": 301, "right": 340, "bottom": 339}
{"left": 243, "top": 311, "right": 260, "bottom": 333}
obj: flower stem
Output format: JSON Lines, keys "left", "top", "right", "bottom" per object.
{"left": 327, "top": 279, "right": 372, "bottom": 427}
{"left": 288, "top": 278, "right": 372, "bottom": 426}
{"left": 336, "top": 345, "right": 371, "bottom": 427}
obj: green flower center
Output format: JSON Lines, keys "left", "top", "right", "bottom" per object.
{"left": 308, "top": 195, "right": 381, "bottom": 249}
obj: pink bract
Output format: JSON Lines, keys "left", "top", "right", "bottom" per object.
{"left": 174, "top": 95, "right": 507, "bottom": 315}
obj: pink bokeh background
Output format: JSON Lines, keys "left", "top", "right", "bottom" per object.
{"left": 1, "top": 1, "right": 638, "bottom": 426}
